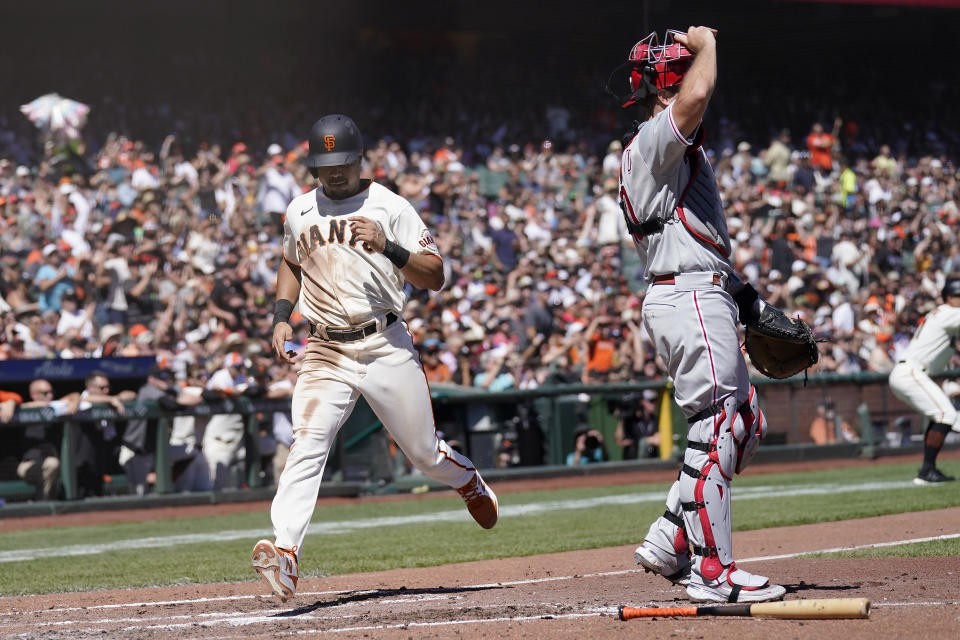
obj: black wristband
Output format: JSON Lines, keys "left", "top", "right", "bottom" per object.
{"left": 272, "top": 299, "right": 294, "bottom": 328}
{"left": 382, "top": 239, "right": 410, "bottom": 269}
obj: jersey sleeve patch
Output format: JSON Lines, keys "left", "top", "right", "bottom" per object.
{"left": 417, "top": 228, "right": 439, "bottom": 254}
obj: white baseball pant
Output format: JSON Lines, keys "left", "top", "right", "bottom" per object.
{"left": 271, "top": 320, "right": 476, "bottom": 554}
{"left": 641, "top": 274, "right": 752, "bottom": 566}
{"left": 889, "top": 360, "right": 960, "bottom": 431}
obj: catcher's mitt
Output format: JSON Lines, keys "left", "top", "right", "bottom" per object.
{"left": 744, "top": 304, "right": 819, "bottom": 379}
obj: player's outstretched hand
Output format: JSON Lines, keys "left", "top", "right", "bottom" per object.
{"left": 347, "top": 216, "right": 386, "bottom": 253}
{"left": 673, "top": 26, "right": 717, "bottom": 53}
{"left": 273, "top": 322, "right": 295, "bottom": 363}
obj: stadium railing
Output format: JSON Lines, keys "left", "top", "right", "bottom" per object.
{"left": 0, "top": 370, "right": 949, "bottom": 504}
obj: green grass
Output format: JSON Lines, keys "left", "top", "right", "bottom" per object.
{"left": 1, "top": 459, "right": 957, "bottom": 595}
{"left": 804, "top": 537, "right": 960, "bottom": 558}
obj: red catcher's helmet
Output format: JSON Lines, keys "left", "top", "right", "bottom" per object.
{"left": 624, "top": 30, "right": 693, "bottom": 107}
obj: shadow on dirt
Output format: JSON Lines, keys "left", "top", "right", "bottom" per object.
{"left": 275, "top": 585, "right": 503, "bottom": 617}
{"left": 782, "top": 581, "right": 862, "bottom": 595}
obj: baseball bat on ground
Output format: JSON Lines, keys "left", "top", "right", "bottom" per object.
{"left": 618, "top": 597, "right": 870, "bottom": 620}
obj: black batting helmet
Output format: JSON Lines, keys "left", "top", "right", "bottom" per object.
{"left": 943, "top": 278, "right": 960, "bottom": 299}
{"left": 305, "top": 114, "right": 363, "bottom": 167}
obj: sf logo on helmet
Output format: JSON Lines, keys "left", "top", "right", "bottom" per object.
{"left": 323, "top": 135, "right": 336, "bottom": 151}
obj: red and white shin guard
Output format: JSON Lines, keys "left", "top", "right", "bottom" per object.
{"left": 678, "top": 392, "right": 783, "bottom": 602}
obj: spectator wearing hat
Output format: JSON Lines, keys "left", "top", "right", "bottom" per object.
{"left": 264, "top": 366, "right": 298, "bottom": 486}
{"left": 791, "top": 151, "right": 816, "bottom": 193}
{"left": 601, "top": 140, "right": 623, "bottom": 176}
{"left": 805, "top": 119, "right": 841, "bottom": 175}
{"left": 519, "top": 277, "right": 553, "bottom": 342}
{"left": 581, "top": 311, "right": 619, "bottom": 384}
{"left": 34, "top": 243, "right": 75, "bottom": 313}
{"left": 473, "top": 345, "right": 516, "bottom": 392}
{"left": 123, "top": 363, "right": 202, "bottom": 495}
{"left": 731, "top": 141, "right": 753, "bottom": 181}
{"left": 762, "top": 129, "right": 792, "bottom": 189}
{"left": 256, "top": 143, "right": 300, "bottom": 236}
{"left": 71, "top": 370, "right": 136, "bottom": 497}
{"left": 206, "top": 253, "right": 249, "bottom": 331}
{"left": 55, "top": 290, "right": 95, "bottom": 340}
{"left": 11, "top": 309, "right": 47, "bottom": 359}
{"left": 123, "top": 259, "right": 161, "bottom": 328}
{"left": 185, "top": 151, "right": 230, "bottom": 223}
{"left": 165, "top": 380, "right": 209, "bottom": 493}
{"left": 488, "top": 212, "right": 521, "bottom": 272}
{"left": 614, "top": 389, "right": 661, "bottom": 460}
{"left": 95, "top": 323, "right": 126, "bottom": 357}
{"left": 94, "top": 239, "right": 134, "bottom": 326}
{"left": 593, "top": 177, "right": 629, "bottom": 250}
{"left": 420, "top": 339, "right": 453, "bottom": 383}
{"left": 201, "top": 352, "right": 249, "bottom": 490}
{"left": 127, "top": 322, "right": 154, "bottom": 350}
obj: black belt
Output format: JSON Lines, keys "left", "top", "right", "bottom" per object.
{"left": 309, "top": 312, "right": 398, "bottom": 343}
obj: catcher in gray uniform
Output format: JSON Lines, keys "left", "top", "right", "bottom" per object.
{"left": 606, "top": 27, "right": 817, "bottom": 603}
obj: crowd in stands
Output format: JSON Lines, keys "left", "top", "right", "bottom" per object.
{"left": 6, "top": 113, "right": 955, "bottom": 386}
{"left": 1, "top": 43, "right": 959, "bottom": 495}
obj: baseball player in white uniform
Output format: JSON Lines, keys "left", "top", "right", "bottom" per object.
{"left": 609, "top": 28, "right": 785, "bottom": 603}
{"left": 889, "top": 278, "right": 960, "bottom": 485}
{"left": 252, "top": 114, "right": 498, "bottom": 602}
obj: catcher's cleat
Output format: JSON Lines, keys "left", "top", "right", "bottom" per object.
{"left": 252, "top": 539, "right": 298, "bottom": 602}
{"left": 685, "top": 561, "right": 785, "bottom": 603}
{"left": 635, "top": 542, "right": 691, "bottom": 586}
{"left": 913, "top": 467, "right": 956, "bottom": 485}
{"left": 457, "top": 472, "right": 499, "bottom": 529}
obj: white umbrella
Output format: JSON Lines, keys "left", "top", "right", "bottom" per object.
{"left": 20, "top": 93, "right": 90, "bottom": 139}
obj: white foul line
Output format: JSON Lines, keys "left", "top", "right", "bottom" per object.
{"left": 736, "top": 533, "right": 960, "bottom": 563}
{"left": 2, "top": 532, "right": 958, "bottom": 628}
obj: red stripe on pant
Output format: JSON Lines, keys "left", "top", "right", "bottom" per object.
{"left": 693, "top": 460, "right": 718, "bottom": 551}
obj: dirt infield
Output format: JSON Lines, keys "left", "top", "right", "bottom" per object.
{"left": 2, "top": 453, "right": 959, "bottom": 638}
{"left": 2, "top": 506, "right": 959, "bottom": 639}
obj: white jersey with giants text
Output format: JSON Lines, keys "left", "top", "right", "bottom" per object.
{"left": 282, "top": 181, "right": 440, "bottom": 327}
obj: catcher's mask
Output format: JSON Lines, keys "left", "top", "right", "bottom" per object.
{"left": 605, "top": 30, "right": 694, "bottom": 108}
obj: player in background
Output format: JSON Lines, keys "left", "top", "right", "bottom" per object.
{"left": 889, "top": 278, "right": 960, "bottom": 485}
{"left": 606, "top": 27, "right": 786, "bottom": 603}
{"left": 251, "top": 114, "right": 498, "bottom": 602}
